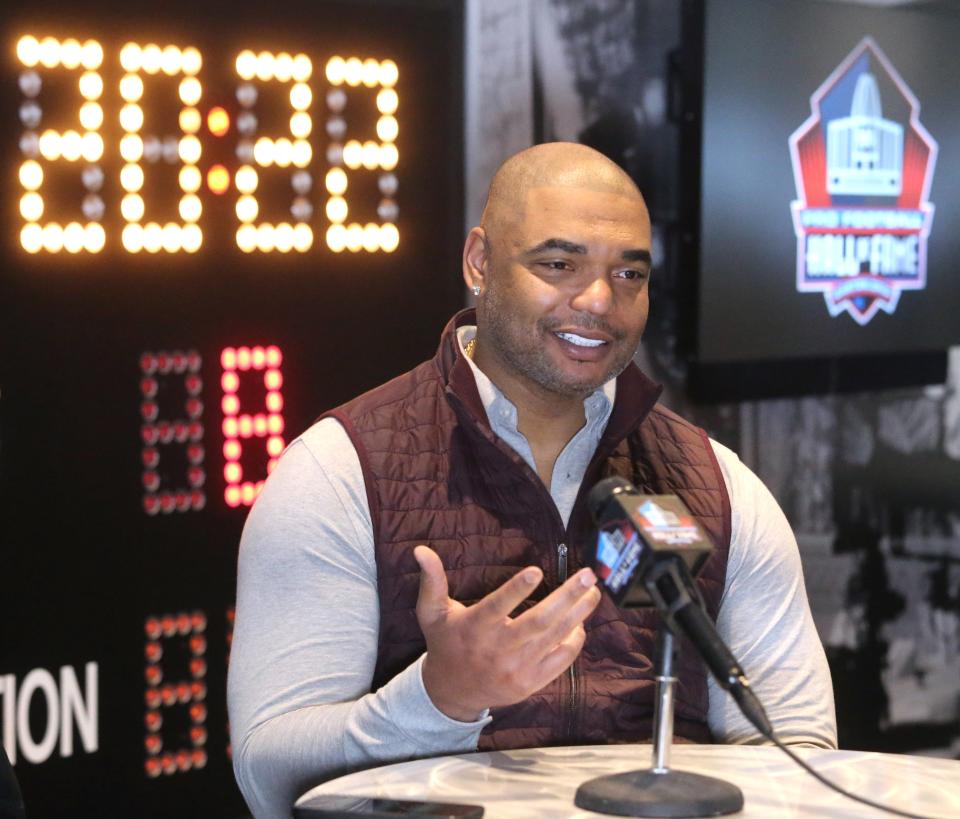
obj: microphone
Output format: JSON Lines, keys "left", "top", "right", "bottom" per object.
{"left": 588, "top": 476, "right": 773, "bottom": 737}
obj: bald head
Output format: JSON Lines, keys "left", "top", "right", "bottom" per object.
{"left": 480, "top": 142, "right": 646, "bottom": 237}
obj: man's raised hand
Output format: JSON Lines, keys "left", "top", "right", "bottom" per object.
{"left": 413, "top": 544, "right": 601, "bottom": 722}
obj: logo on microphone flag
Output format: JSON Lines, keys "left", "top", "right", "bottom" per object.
{"left": 789, "top": 37, "right": 937, "bottom": 325}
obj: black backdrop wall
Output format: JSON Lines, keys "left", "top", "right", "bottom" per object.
{"left": 0, "top": 1, "right": 464, "bottom": 815}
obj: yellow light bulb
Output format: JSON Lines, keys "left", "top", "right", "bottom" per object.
{"left": 325, "top": 56, "right": 345, "bottom": 85}
{"left": 120, "top": 134, "right": 144, "bottom": 162}
{"left": 21, "top": 223, "right": 43, "bottom": 253}
{"left": 42, "top": 222, "right": 64, "bottom": 253}
{"left": 379, "top": 60, "right": 399, "bottom": 88}
{"left": 161, "top": 45, "right": 182, "bottom": 76}
{"left": 182, "top": 47, "right": 202, "bottom": 76}
{"left": 81, "top": 132, "right": 104, "bottom": 162}
{"left": 376, "top": 88, "right": 399, "bottom": 115}
{"left": 363, "top": 222, "right": 381, "bottom": 252}
{"left": 63, "top": 222, "right": 85, "bottom": 253}
{"left": 80, "top": 40, "right": 103, "bottom": 70}
{"left": 380, "top": 223, "right": 400, "bottom": 253}
{"left": 38, "top": 130, "right": 61, "bottom": 161}
{"left": 162, "top": 223, "right": 182, "bottom": 253}
{"left": 326, "top": 196, "right": 348, "bottom": 224}
{"left": 120, "top": 43, "right": 142, "bottom": 73}
{"left": 39, "top": 37, "right": 60, "bottom": 69}
{"left": 236, "top": 225, "right": 257, "bottom": 253}
{"left": 60, "top": 39, "right": 82, "bottom": 70}
{"left": 20, "top": 192, "right": 44, "bottom": 221}
{"left": 120, "top": 163, "right": 145, "bottom": 192}
{"left": 235, "top": 165, "right": 258, "bottom": 194}
{"left": 292, "top": 140, "right": 312, "bottom": 168}
{"left": 255, "top": 51, "right": 275, "bottom": 82}
{"left": 253, "top": 138, "right": 275, "bottom": 167}
{"left": 182, "top": 224, "right": 202, "bottom": 253}
{"left": 274, "top": 138, "right": 293, "bottom": 168}
{"left": 292, "top": 53, "right": 312, "bottom": 82}
{"left": 19, "top": 160, "right": 43, "bottom": 191}
{"left": 179, "top": 165, "right": 202, "bottom": 193}
{"left": 379, "top": 143, "right": 399, "bottom": 171}
{"left": 325, "top": 168, "right": 348, "bottom": 195}
{"left": 143, "top": 222, "right": 163, "bottom": 253}
{"left": 179, "top": 107, "right": 201, "bottom": 134}
{"left": 344, "top": 57, "right": 363, "bottom": 87}
{"left": 362, "top": 59, "right": 380, "bottom": 88}
{"left": 178, "top": 135, "right": 202, "bottom": 164}
{"left": 256, "top": 223, "right": 276, "bottom": 253}
{"left": 290, "top": 112, "right": 312, "bottom": 138}
{"left": 346, "top": 223, "right": 364, "bottom": 252}
{"left": 376, "top": 116, "right": 399, "bottom": 143}
{"left": 120, "top": 73, "right": 144, "bottom": 102}
{"left": 61, "top": 130, "right": 83, "bottom": 162}
{"left": 121, "top": 193, "right": 145, "bottom": 222}
{"left": 236, "top": 50, "right": 256, "bottom": 80}
{"left": 236, "top": 195, "right": 259, "bottom": 223}
{"left": 79, "top": 71, "right": 103, "bottom": 101}
{"left": 179, "top": 194, "right": 202, "bottom": 223}
{"left": 79, "top": 102, "right": 103, "bottom": 131}
{"left": 179, "top": 77, "right": 202, "bottom": 106}
{"left": 142, "top": 44, "right": 162, "bottom": 74}
{"left": 290, "top": 83, "right": 312, "bottom": 112}
{"left": 293, "top": 223, "right": 313, "bottom": 252}
{"left": 275, "top": 223, "right": 295, "bottom": 253}
{"left": 274, "top": 52, "right": 293, "bottom": 82}
{"left": 119, "top": 104, "right": 143, "bottom": 132}
{"left": 342, "top": 140, "right": 362, "bottom": 169}
{"left": 16, "top": 36, "right": 41, "bottom": 67}
{"left": 84, "top": 222, "right": 106, "bottom": 253}
{"left": 122, "top": 223, "right": 144, "bottom": 252}
{"left": 361, "top": 140, "right": 380, "bottom": 170}
{"left": 326, "top": 224, "right": 347, "bottom": 252}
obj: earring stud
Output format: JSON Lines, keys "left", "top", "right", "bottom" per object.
{"left": 472, "top": 285, "right": 481, "bottom": 296}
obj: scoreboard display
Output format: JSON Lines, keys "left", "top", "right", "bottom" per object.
{"left": 0, "top": 1, "right": 464, "bottom": 815}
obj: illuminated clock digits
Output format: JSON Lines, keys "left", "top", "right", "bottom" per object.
{"left": 221, "top": 345, "right": 286, "bottom": 507}
{"left": 119, "top": 42, "right": 204, "bottom": 254}
{"left": 139, "top": 350, "right": 206, "bottom": 515}
{"left": 143, "top": 612, "right": 209, "bottom": 778}
{"left": 324, "top": 56, "right": 400, "bottom": 254}
{"left": 234, "top": 50, "right": 314, "bottom": 253}
{"left": 16, "top": 35, "right": 105, "bottom": 254}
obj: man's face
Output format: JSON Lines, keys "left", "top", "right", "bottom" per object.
{"left": 478, "top": 185, "right": 652, "bottom": 399}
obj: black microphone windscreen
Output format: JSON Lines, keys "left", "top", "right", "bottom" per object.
{"left": 587, "top": 475, "right": 634, "bottom": 520}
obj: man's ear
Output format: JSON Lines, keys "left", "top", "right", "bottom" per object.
{"left": 462, "top": 226, "right": 489, "bottom": 292}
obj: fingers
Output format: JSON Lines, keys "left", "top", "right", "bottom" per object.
{"left": 537, "top": 624, "right": 587, "bottom": 683}
{"left": 513, "top": 567, "right": 598, "bottom": 636}
{"left": 414, "top": 545, "right": 450, "bottom": 626}
{"left": 472, "top": 564, "right": 544, "bottom": 622}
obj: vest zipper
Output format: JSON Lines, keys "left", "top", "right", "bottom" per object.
{"left": 557, "top": 542, "right": 578, "bottom": 740}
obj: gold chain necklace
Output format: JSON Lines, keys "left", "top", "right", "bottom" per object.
{"left": 464, "top": 338, "right": 477, "bottom": 359}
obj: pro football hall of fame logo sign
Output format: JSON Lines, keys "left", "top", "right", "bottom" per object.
{"left": 789, "top": 37, "right": 938, "bottom": 325}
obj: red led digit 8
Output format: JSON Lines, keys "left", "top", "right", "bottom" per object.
{"left": 234, "top": 50, "right": 314, "bottom": 253}
{"left": 140, "top": 350, "right": 206, "bottom": 515}
{"left": 16, "top": 35, "right": 106, "bottom": 254}
{"left": 118, "top": 42, "right": 204, "bottom": 254}
{"left": 324, "top": 56, "right": 399, "bottom": 254}
{"left": 143, "top": 610, "right": 209, "bottom": 778}
{"left": 221, "top": 345, "right": 285, "bottom": 507}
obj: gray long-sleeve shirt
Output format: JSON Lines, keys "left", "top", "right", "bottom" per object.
{"left": 228, "top": 328, "right": 837, "bottom": 819}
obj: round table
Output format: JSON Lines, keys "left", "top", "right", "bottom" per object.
{"left": 296, "top": 743, "right": 960, "bottom": 818}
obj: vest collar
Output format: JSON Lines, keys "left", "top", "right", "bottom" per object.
{"left": 438, "top": 308, "right": 663, "bottom": 447}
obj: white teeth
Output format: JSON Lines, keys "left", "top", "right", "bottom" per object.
{"left": 556, "top": 331, "right": 605, "bottom": 347}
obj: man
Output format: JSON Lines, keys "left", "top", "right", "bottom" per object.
{"left": 228, "top": 143, "right": 836, "bottom": 818}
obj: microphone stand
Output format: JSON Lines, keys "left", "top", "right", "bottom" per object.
{"left": 574, "top": 623, "right": 744, "bottom": 817}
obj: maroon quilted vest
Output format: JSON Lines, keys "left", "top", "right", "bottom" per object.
{"left": 324, "top": 310, "right": 731, "bottom": 749}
